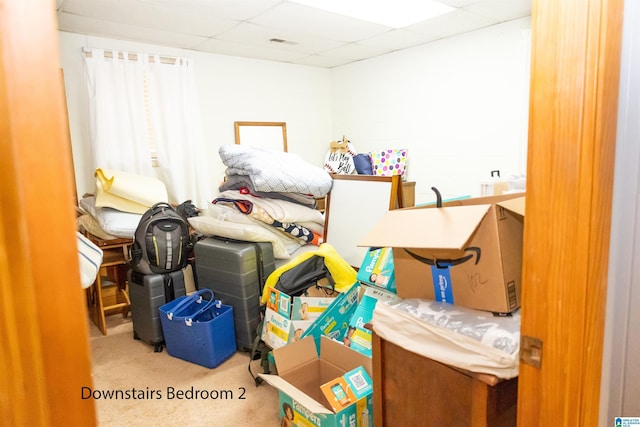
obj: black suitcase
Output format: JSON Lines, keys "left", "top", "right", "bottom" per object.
{"left": 194, "top": 237, "right": 275, "bottom": 351}
{"left": 128, "top": 266, "right": 189, "bottom": 352}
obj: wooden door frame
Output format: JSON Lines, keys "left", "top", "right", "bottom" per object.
{"left": 519, "top": 0, "right": 624, "bottom": 424}
{"left": 0, "top": 1, "right": 96, "bottom": 425}
{"left": 0, "top": 0, "right": 626, "bottom": 425}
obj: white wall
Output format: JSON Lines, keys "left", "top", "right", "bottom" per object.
{"left": 58, "top": 31, "right": 334, "bottom": 200}
{"left": 332, "top": 17, "right": 531, "bottom": 204}
{"left": 600, "top": 0, "right": 640, "bottom": 421}
{"left": 59, "top": 17, "right": 531, "bottom": 206}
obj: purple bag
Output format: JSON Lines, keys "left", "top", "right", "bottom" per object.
{"left": 353, "top": 153, "right": 373, "bottom": 175}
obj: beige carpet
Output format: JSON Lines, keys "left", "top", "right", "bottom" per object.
{"left": 88, "top": 315, "right": 280, "bottom": 426}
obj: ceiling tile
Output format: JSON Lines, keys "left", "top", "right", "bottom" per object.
{"left": 55, "top": 0, "right": 532, "bottom": 68}
{"left": 436, "top": 0, "right": 487, "bottom": 7}
{"left": 134, "top": 0, "right": 283, "bottom": 21}
{"left": 357, "top": 29, "right": 441, "bottom": 51}
{"left": 57, "top": 12, "right": 209, "bottom": 49}
{"left": 195, "top": 37, "right": 307, "bottom": 63}
{"left": 406, "top": 9, "right": 496, "bottom": 39}
{"left": 249, "top": 2, "right": 391, "bottom": 43}
{"left": 290, "top": 54, "right": 355, "bottom": 68}
{"left": 60, "top": 0, "right": 239, "bottom": 37}
{"left": 215, "top": 22, "right": 343, "bottom": 55}
{"left": 464, "top": 0, "right": 532, "bottom": 21}
{"left": 321, "top": 43, "right": 391, "bottom": 61}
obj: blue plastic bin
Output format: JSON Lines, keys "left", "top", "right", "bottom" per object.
{"left": 159, "top": 289, "right": 236, "bottom": 368}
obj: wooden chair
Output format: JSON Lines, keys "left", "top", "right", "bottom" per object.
{"left": 85, "top": 234, "right": 133, "bottom": 335}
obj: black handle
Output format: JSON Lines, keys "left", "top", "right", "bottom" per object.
{"left": 431, "top": 187, "right": 442, "bottom": 208}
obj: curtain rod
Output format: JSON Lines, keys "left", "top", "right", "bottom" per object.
{"left": 82, "top": 47, "right": 179, "bottom": 65}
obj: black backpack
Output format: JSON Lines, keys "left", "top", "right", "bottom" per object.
{"left": 130, "top": 202, "right": 191, "bottom": 275}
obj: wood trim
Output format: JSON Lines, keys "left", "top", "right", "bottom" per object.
{"left": 0, "top": 1, "right": 96, "bottom": 425}
{"left": 471, "top": 380, "right": 489, "bottom": 427}
{"left": 518, "top": 0, "right": 623, "bottom": 424}
{"left": 234, "top": 121, "right": 288, "bottom": 152}
{"left": 372, "top": 333, "right": 384, "bottom": 427}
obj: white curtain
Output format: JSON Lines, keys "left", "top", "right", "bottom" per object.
{"left": 146, "top": 55, "right": 210, "bottom": 208}
{"left": 82, "top": 48, "right": 211, "bottom": 208}
{"left": 83, "top": 48, "right": 153, "bottom": 176}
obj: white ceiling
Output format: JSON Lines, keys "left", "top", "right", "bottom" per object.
{"left": 56, "top": 0, "right": 531, "bottom": 68}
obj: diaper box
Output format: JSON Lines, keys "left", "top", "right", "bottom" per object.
{"left": 356, "top": 247, "right": 396, "bottom": 293}
{"left": 260, "top": 336, "right": 374, "bottom": 427}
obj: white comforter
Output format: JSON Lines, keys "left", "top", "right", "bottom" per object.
{"left": 218, "top": 144, "right": 333, "bottom": 198}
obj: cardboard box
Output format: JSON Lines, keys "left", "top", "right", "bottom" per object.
{"left": 344, "top": 285, "right": 398, "bottom": 356}
{"left": 262, "top": 308, "right": 292, "bottom": 349}
{"left": 291, "top": 296, "right": 335, "bottom": 320}
{"left": 302, "top": 284, "right": 361, "bottom": 349}
{"left": 359, "top": 194, "right": 525, "bottom": 313}
{"left": 266, "top": 288, "right": 292, "bottom": 318}
{"left": 356, "top": 247, "right": 396, "bottom": 293}
{"left": 260, "top": 336, "right": 373, "bottom": 427}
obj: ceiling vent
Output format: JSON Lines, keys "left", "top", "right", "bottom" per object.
{"left": 269, "top": 38, "right": 298, "bottom": 45}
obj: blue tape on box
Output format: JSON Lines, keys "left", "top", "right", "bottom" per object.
{"left": 430, "top": 265, "right": 454, "bottom": 304}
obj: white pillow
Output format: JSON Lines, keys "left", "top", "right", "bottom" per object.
{"left": 77, "top": 214, "right": 118, "bottom": 240}
{"left": 188, "top": 216, "right": 296, "bottom": 259}
{"left": 79, "top": 196, "right": 142, "bottom": 238}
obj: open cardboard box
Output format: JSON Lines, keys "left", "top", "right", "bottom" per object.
{"left": 259, "top": 336, "right": 373, "bottom": 427}
{"left": 359, "top": 193, "right": 525, "bottom": 313}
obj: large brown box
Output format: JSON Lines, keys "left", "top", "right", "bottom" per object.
{"left": 360, "top": 194, "right": 525, "bottom": 313}
{"left": 372, "top": 333, "right": 517, "bottom": 427}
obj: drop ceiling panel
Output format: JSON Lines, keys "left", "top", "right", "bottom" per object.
{"left": 291, "top": 54, "right": 356, "bottom": 68}
{"left": 194, "top": 37, "right": 308, "bottom": 63}
{"left": 357, "top": 29, "right": 441, "bottom": 51}
{"left": 57, "top": 12, "right": 210, "bottom": 49}
{"left": 248, "top": 2, "right": 391, "bottom": 43}
{"left": 216, "top": 22, "right": 344, "bottom": 55}
{"left": 132, "top": 0, "right": 283, "bottom": 21}
{"left": 322, "top": 43, "right": 391, "bottom": 61}
{"left": 60, "top": 0, "right": 238, "bottom": 37}
{"left": 464, "top": 0, "right": 532, "bottom": 21}
{"left": 56, "top": 0, "right": 532, "bottom": 68}
{"left": 406, "top": 9, "right": 497, "bottom": 39}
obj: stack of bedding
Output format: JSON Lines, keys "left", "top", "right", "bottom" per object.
{"left": 188, "top": 145, "right": 333, "bottom": 259}
{"left": 77, "top": 196, "right": 142, "bottom": 239}
{"left": 77, "top": 168, "right": 169, "bottom": 240}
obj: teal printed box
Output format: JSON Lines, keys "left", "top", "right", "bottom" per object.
{"left": 356, "top": 247, "right": 396, "bottom": 293}
{"left": 301, "top": 284, "right": 360, "bottom": 350}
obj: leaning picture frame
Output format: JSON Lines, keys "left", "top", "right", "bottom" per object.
{"left": 323, "top": 174, "right": 403, "bottom": 268}
{"left": 234, "top": 121, "right": 288, "bottom": 152}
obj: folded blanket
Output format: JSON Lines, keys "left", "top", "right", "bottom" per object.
{"left": 188, "top": 204, "right": 304, "bottom": 259}
{"left": 94, "top": 168, "right": 168, "bottom": 214}
{"left": 220, "top": 176, "right": 318, "bottom": 208}
{"left": 218, "top": 145, "right": 332, "bottom": 198}
{"left": 217, "top": 190, "right": 325, "bottom": 228}
{"left": 213, "top": 197, "right": 323, "bottom": 245}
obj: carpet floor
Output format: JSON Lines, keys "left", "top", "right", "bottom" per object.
{"left": 88, "top": 315, "right": 280, "bottom": 426}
